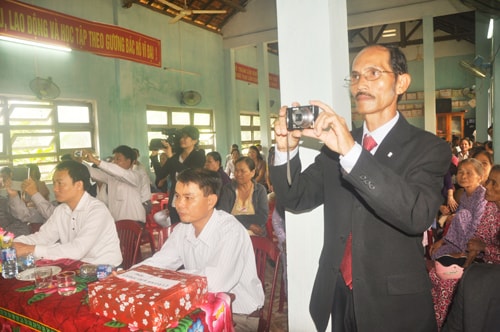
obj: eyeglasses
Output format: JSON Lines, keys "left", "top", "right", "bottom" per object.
{"left": 344, "top": 68, "right": 394, "bottom": 85}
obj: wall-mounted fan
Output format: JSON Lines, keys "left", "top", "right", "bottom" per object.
{"left": 29, "top": 77, "right": 60, "bottom": 99}
{"left": 462, "top": 86, "right": 477, "bottom": 108}
{"left": 180, "top": 90, "right": 201, "bottom": 106}
{"left": 460, "top": 56, "right": 491, "bottom": 78}
{"left": 157, "top": 0, "right": 227, "bottom": 24}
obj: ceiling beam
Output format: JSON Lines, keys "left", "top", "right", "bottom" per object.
{"left": 219, "top": 0, "right": 246, "bottom": 12}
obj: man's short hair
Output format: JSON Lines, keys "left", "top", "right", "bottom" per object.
{"left": 176, "top": 168, "right": 222, "bottom": 197}
{"left": 60, "top": 154, "right": 73, "bottom": 161}
{"left": 55, "top": 160, "right": 91, "bottom": 191}
{"left": 385, "top": 45, "right": 408, "bottom": 76}
{"left": 0, "top": 167, "right": 12, "bottom": 177}
{"left": 363, "top": 45, "right": 408, "bottom": 102}
{"left": 112, "top": 145, "right": 137, "bottom": 163}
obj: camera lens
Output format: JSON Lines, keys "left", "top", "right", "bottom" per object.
{"left": 292, "top": 107, "right": 314, "bottom": 128}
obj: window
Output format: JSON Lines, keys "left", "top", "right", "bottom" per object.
{"left": 146, "top": 106, "right": 215, "bottom": 154}
{"left": 240, "top": 113, "right": 260, "bottom": 153}
{"left": 0, "top": 96, "right": 95, "bottom": 182}
{"left": 239, "top": 113, "right": 277, "bottom": 154}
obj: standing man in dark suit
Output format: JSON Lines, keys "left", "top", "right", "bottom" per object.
{"left": 270, "top": 44, "right": 451, "bottom": 331}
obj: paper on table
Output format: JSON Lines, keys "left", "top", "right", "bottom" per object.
{"left": 117, "top": 270, "right": 180, "bottom": 290}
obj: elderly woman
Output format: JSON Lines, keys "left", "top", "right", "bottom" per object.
{"left": 428, "top": 159, "right": 493, "bottom": 328}
{"left": 471, "top": 148, "right": 493, "bottom": 186}
{"left": 204, "top": 151, "right": 231, "bottom": 186}
{"left": 430, "top": 158, "right": 487, "bottom": 260}
{"left": 218, "top": 157, "right": 268, "bottom": 236}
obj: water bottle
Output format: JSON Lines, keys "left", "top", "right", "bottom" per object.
{"left": 2, "top": 247, "right": 18, "bottom": 279}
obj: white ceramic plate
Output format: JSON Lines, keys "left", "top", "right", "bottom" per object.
{"left": 15, "top": 266, "right": 62, "bottom": 281}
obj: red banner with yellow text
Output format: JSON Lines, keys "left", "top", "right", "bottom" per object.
{"left": 235, "top": 63, "right": 258, "bottom": 84}
{"left": 235, "top": 62, "right": 280, "bottom": 89}
{"left": 0, "top": 0, "right": 161, "bottom": 67}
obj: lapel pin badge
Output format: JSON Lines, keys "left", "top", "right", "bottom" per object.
{"left": 387, "top": 152, "right": 393, "bottom": 158}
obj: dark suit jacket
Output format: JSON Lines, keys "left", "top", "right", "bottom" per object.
{"left": 442, "top": 263, "right": 500, "bottom": 332}
{"left": 270, "top": 114, "right": 450, "bottom": 332}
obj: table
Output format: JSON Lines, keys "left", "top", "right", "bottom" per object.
{"left": 0, "top": 260, "right": 233, "bottom": 332}
{"left": 0, "top": 260, "right": 128, "bottom": 332}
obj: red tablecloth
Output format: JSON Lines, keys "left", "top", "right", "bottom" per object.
{"left": 0, "top": 260, "right": 129, "bottom": 332}
{"left": 0, "top": 260, "right": 233, "bottom": 332}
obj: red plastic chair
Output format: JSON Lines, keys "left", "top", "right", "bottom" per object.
{"left": 156, "top": 223, "right": 178, "bottom": 250}
{"left": 141, "top": 193, "right": 169, "bottom": 253}
{"left": 250, "top": 236, "right": 281, "bottom": 332}
{"left": 151, "top": 192, "right": 168, "bottom": 202}
{"left": 115, "top": 220, "right": 143, "bottom": 270}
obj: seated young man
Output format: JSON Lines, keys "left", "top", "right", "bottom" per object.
{"left": 136, "top": 168, "right": 264, "bottom": 323}
{"left": 13, "top": 160, "right": 122, "bottom": 267}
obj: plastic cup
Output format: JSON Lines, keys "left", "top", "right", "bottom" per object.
{"left": 34, "top": 266, "right": 53, "bottom": 289}
{"left": 57, "top": 271, "right": 76, "bottom": 296}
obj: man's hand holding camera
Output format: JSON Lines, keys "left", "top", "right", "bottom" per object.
{"left": 78, "top": 149, "right": 100, "bottom": 166}
{"left": 22, "top": 178, "right": 38, "bottom": 197}
{"left": 276, "top": 100, "right": 355, "bottom": 156}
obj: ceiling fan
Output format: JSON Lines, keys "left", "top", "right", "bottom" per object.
{"left": 157, "top": 0, "right": 227, "bottom": 24}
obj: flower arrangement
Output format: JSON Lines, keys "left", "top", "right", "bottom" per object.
{"left": 0, "top": 227, "right": 15, "bottom": 249}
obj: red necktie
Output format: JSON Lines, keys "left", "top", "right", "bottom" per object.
{"left": 362, "top": 134, "right": 377, "bottom": 152}
{"left": 340, "top": 134, "right": 378, "bottom": 289}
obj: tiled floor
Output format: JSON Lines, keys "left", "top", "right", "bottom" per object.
{"left": 266, "top": 264, "right": 288, "bottom": 332}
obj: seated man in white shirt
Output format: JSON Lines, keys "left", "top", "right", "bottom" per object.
{"left": 13, "top": 160, "right": 122, "bottom": 267}
{"left": 136, "top": 168, "right": 264, "bottom": 328}
{"left": 7, "top": 177, "right": 57, "bottom": 225}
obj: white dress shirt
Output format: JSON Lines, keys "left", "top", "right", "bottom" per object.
{"left": 85, "top": 161, "right": 145, "bottom": 222}
{"left": 14, "top": 192, "right": 123, "bottom": 266}
{"left": 133, "top": 162, "right": 152, "bottom": 203}
{"left": 137, "top": 209, "right": 265, "bottom": 314}
{"left": 8, "top": 192, "right": 56, "bottom": 224}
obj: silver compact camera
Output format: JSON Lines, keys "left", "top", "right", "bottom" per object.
{"left": 286, "top": 105, "right": 320, "bottom": 130}
{"left": 74, "top": 150, "right": 83, "bottom": 158}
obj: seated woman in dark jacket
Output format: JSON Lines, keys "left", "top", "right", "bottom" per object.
{"left": 204, "top": 151, "right": 231, "bottom": 186}
{"left": 218, "top": 157, "right": 268, "bottom": 236}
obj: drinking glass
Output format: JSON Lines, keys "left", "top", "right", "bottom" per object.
{"left": 57, "top": 271, "right": 76, "bottom": 296}
{"left": 34, "top": 267, "right": 53, "bottom": 290}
